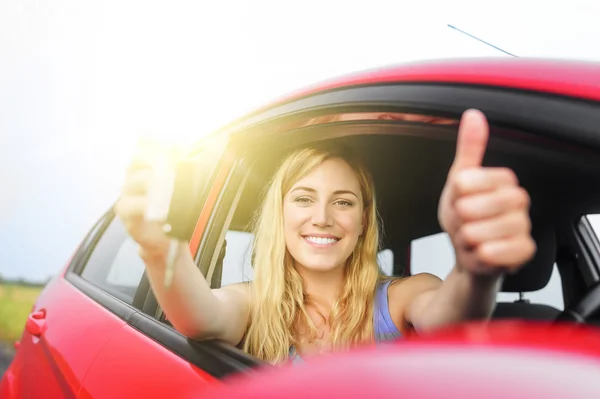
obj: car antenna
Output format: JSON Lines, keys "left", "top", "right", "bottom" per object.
{"left": 447, "top": 24, "right": 519, "bottom": 58}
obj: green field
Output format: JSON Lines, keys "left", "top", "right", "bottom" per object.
{"left": 0, "top": 284, "right": 43, "bottom": 344}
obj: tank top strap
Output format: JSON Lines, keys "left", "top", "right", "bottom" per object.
{"left": 373, "top": 279, "right": 402, "bottom": 342}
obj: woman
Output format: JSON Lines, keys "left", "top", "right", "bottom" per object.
{"left": 116, "top": 109, "right": 535, "bottom": 364}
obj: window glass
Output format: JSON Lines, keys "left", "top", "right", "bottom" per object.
{"left": 80, "top": 217, "right": 146, "bottom": 304}
{"left": 220, "top": 230, "right": 396, "bottom": 286}
{"left": 588, "top": 214, "right": 600, "bottom": 237}
{"left": 221, "top": 230, "right": 254, "bottom": 286}
{"left": 378, "top": 249, "right": 394, "bottom": 276}
{"left": 410, "top": 232, "right": 564, "bottom": 310}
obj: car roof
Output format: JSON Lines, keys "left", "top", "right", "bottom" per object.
{"left": 198, "top": 58, "right": 600, "bottom": 146}
{"left": 271, "top": 58, "right": 600, "bottom": 104}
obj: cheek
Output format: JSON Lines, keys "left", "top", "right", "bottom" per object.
{"left": 337, "top": 211, "right": 364, "bottom": 236}
{"left": 283, "top": 204, "right": 304, "bottom": 235}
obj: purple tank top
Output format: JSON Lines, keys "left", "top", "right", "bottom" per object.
{"left": 289, "top": 279, "right": 402, "bottom": 363}
{"left": 373, "top": 279, "right": 403, "bottom": 341}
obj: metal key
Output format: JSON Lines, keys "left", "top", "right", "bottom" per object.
{"left": 164, "top": 238, "right": 180, "bottom": 288}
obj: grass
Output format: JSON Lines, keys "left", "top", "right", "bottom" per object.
{"left": 0, "top": 284, "right": 43, "bottom": 344}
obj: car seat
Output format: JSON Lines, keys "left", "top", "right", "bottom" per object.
{"left": 492, "top": 223, "right": 560, "bottom": 321}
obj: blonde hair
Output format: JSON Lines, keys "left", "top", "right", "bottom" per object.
{"left": 242, "top": 146, "right": 383, "bottom": 364}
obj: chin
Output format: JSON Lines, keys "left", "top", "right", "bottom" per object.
{"left": 295, "top": 259, "right": 346, "bottom": 273}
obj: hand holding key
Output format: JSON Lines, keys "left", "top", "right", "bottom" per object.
{"left": 115, "top": 138, "right": 182, "bottom": 287}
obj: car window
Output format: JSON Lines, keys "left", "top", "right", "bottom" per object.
{"left": 410, "top": 232, "right": 564, "bottom": 310}
{"left": 378, "top": 249, "right": 394, "bottom": 276}
{"left": 221, "top": 230, "right": 254, "bottom": 286}
{"left": 589, "top": 214, "right": 600, "bottom": 238}
{"left": 79, "top": 217, "right": 146, "bottom": 304}
{"left": 219, "top": 230, "right": 396, "bottom": 287}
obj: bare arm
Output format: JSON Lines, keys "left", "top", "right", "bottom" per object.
{"left": 401, "top": 270, "right": 501, "bottom": 333}
{"left": 140, "top": 242, "right": 250, "bottom": 346}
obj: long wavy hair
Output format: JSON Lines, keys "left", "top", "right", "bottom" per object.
{"left": 242, "top": 145, "right": 383, "bottom": 364}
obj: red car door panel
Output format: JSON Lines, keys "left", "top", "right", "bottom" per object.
{"left": 1, "top": 277, "right": 126, "bottom": 399}
{"left": 79, "top": 323, "right": 219, "bottom": 398}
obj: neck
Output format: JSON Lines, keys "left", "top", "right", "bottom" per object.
{"left": 295, "top": 263, "right": 345, "bottom": 309}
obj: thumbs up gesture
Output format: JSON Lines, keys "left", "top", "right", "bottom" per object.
{"left": 438, "top": 109, "right": 536, "bottom": 276}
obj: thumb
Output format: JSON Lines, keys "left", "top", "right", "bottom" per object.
{"left": 450, "top": 109, "right": 490, "bottom": 174}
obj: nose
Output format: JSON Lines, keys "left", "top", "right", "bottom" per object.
{"left": 311, "top": 202, "right": 333, "bottom": 227}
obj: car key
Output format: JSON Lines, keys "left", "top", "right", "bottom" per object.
{"left": 138, "top": 138, "right": 181, "bottom": 288}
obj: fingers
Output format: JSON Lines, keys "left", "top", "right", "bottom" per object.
{"left": 126, "top": 156, "right": 152, "bottom": 177}
{"left": 456, "top": 211, "right": 531, "bottom": 247}
{"left": 450, "top": 109, "right": 489, "bottom": 174}
{"left": 122, "top": 169, "right": 153, "bottom": 196}
{"left": 449, "top": 167, "right": 519, "bottom": 198}
{"left": 476, "top": 236, "right": 537, "bottom": 269}
{"left": 115, "top": 141, "right": 178, "bottom": 257}
{"left": 115, "top": 195, "right": 148, "bottom": 221}
{"left": 441, "top": 168, "right": 521, "bottom": 234}
{"left": 455, "top": 186, "right": 529, "bottom": 221}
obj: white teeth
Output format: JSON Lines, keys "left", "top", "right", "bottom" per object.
{"left": 305, "top": 236, "right": 338, "bottom": 245}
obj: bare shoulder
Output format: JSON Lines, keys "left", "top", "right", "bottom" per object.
{"left": 388, "top": 273, "right": 442, "bottom": 298}
{"left": 387, "top": 273, "right": 442, "bottom": 331}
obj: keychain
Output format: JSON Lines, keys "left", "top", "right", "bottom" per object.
{"left": 164, "top": 238, "right": 180, "bottom": 288}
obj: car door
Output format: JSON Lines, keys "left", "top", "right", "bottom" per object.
{"left": 1, "top": 213, "right": 128, "bottom": 399}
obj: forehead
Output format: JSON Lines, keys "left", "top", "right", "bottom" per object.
{"left": 292, "top": 157, "right": 361, "bottom": 191}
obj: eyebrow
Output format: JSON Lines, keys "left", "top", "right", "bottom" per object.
{"left": 291, "top": 186, "right": 359, "bottom": 199}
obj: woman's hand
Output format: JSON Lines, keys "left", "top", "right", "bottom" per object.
{"left": 115, "top": 151, "right": 172, "bottom": 263}
{"left": 438, "top": 109, "right": 536, "bottom": 277}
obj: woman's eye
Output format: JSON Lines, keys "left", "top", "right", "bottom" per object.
{"left": 335, "top": 199, "right": 353, "bottom": 207}
{"left": 294, "top": 196, "right": 313, "bottom": 204}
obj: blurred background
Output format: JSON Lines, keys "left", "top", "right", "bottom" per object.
{"left": 1, "top": 0, "right": 600, "bottom": 359}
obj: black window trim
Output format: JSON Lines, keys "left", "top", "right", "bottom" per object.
{"left": 220, "top": 83, "right": 600, "bottom": 152}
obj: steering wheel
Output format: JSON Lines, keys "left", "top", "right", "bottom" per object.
{"left": 198, "top": 323, "right": 600, "bottom": 399}
{"left": 556, "top": 282, "right": 600, "bottom": 323}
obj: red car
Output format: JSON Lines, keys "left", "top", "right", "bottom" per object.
{"left": 3, "top": 58, "right": 600, "bottom": 398}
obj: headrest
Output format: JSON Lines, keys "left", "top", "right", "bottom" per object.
{"left": 500, "top": 223, "right": 556, "bottom": 293}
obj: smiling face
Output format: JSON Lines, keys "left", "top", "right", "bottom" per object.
{"left": 283, "top": 157, "right": 365, "bottom": 274}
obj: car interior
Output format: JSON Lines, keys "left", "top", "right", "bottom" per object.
{"left": 213, "top": 119, "right": 600, "bottom": 329}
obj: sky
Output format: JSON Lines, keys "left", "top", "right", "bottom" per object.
{"left": 1, "top": 0, "right": 600, "bottom": 287}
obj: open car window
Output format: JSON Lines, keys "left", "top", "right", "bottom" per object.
{"left": 411, "top": 232, "right": 565, "bottom": 310}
